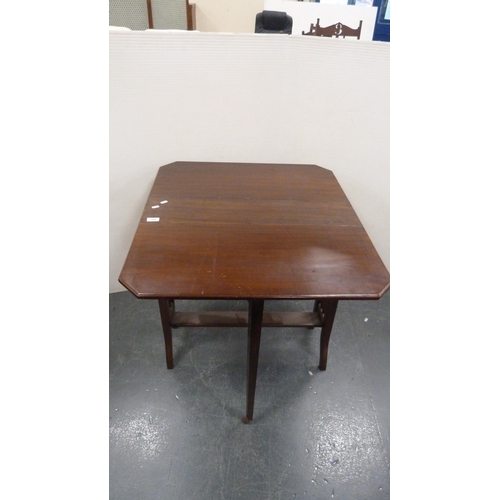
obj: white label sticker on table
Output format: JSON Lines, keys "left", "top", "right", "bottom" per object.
{"left": 146, "top": 217, "right": 160, "bottom": 222}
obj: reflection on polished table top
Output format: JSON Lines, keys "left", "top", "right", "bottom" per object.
{"left": 118, "top": 161, "right": 389, "bottom": 422}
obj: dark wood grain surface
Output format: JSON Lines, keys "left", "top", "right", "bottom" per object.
{"left": 119, "top": 162, "right": 389, "bottom": 300}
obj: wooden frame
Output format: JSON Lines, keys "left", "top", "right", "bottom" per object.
{"left": 147, "top": 0, "right": 154, "bottom": 29}
{"left": 147, "top": 0, "right": 195, "bottom": 31}
{"left": 186, "top": 0, "right": 196, "bottom": 30}
{"left": 302, "top": 19, "right": 363, "bottom": 39}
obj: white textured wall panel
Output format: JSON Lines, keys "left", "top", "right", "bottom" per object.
{"left": 109, "top": 31, "right": 389, "bottom": 292}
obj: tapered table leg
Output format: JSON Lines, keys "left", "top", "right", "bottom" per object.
{"left": 318, "top": 299, "right": 339, "bottom": 371}
{"left": 158, "top": 298, "right": 175, "bottom": 369}
{"left": 243, "top": 299, "right": 265, "bottom": 423}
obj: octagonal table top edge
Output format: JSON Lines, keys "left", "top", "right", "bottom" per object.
{"left": 119, "top": 161, "right": 389, "bottom": 300}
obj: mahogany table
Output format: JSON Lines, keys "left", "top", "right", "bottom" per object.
{"left": 118, "top": 161, "right": 389, "bottom": 422}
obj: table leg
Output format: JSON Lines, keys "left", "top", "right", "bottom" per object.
{"left": 158, "top": 298, "right": 174, "bottom": 369}
{"left": 308, "top": 300, "right": 320, "bottom": 329}
{"left": 318, "top": 299, "right": 339, "bottom": 371}
{"left": 243, "top": 299, "right": 265, "bottom": 423}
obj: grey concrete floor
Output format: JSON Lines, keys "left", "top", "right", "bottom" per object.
{"left": 110, "top": 291, "right": 390, "bottom": 500}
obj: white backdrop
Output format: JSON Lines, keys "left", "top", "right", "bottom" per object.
{"left": 109, "top": 30, "right": 389, "bottom": 293}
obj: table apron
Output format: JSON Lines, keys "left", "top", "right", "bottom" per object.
{"left": 165, "top": 299, "right": 336, "bottom": 329}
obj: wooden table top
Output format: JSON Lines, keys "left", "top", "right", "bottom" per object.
{"left": 119, "top": 162, "right": 389, "bottom": 300}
